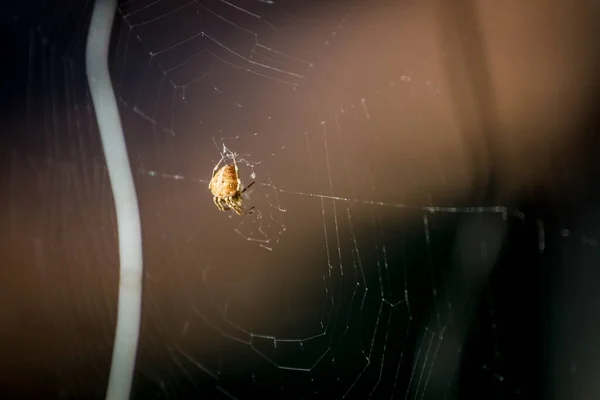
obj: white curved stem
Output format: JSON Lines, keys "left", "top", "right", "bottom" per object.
{"left": 85, "top": 1, "right": 143, "bottom": 400}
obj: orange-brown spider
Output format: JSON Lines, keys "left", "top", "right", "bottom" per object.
{"left": 208, "top": 162, "right": 254, "bottom": 215}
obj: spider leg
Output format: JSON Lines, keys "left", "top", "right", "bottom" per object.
{"left": 228, "top": 196, "right": 253, "bottom": 215}
{"left": 211, "top": 157, "right": 225, "bottom": 177}
{"left": 228, "top": 198, "right": 244, "bottom": 215}
{"left": 213, "top": 196, "right": 226, "bottom": 212}
{"left": 240, "top": 181, "right": 255, "bottom": 194}
{"left": 209, "top": 158, "right": 225, "bottom": 189}
{"left": 233, "top": 206, "right": 244, "bottom": 215}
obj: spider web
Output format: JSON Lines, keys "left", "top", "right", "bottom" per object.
{"left": 210, "top": 142, "right": 285, "bottom": 250}
{"left": 1, "top": 0, "right": 569, "bottom": 399}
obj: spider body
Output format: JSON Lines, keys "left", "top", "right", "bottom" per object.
{"left": 208, "top": 163, "right": 254, "bottom": 215}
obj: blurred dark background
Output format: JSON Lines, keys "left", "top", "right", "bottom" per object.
{"left": 1, "top": 0, "right": 600, "bottom": 399}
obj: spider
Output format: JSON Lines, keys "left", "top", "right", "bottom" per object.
{"left": 208, "top": 161, "right": 255, "bottom": 215}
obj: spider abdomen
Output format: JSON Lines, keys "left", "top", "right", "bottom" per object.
{"left": 209, "top": 161, "right": 254, "bottom": 215}
{"left": 209, "top": 164, "right": 239, "bottom": 197}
